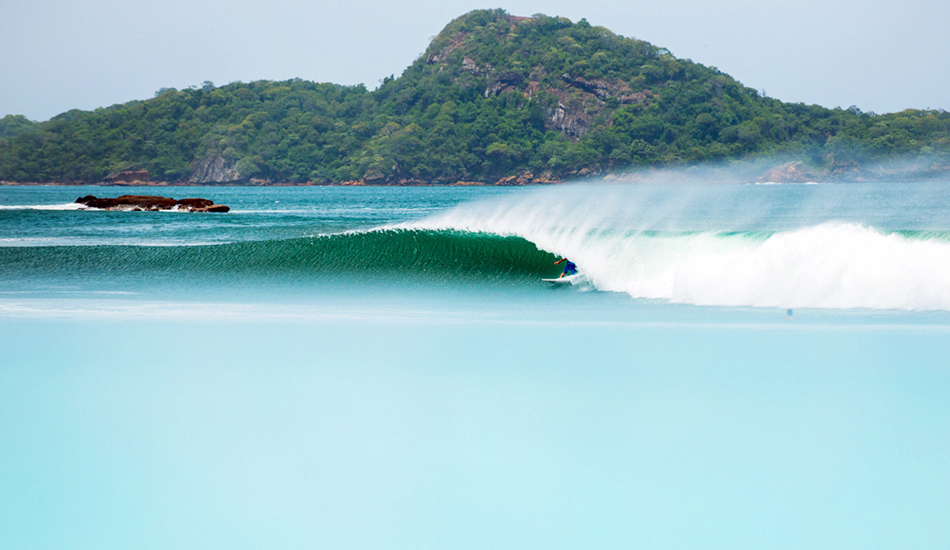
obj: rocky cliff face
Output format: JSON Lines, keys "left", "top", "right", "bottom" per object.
{"left": 547, "top": 101, "right": 591, "bottom": 139}
{"left": 190, "top": 153, "right": 240, "bottom": 183}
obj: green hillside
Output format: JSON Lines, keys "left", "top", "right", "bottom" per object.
{"left": 0, "top": 115, "right": 37, "bottom": 140}
{"left": 2, "top": 9, "right": 949, "bottom": 184}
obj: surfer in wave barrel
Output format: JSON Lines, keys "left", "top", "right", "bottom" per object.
{"left": 554, "top": 257, "right": 577, "bottom": 278}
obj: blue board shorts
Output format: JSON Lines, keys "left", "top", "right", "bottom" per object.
{"left": 563, "top": 262, "right": 577, "bottom": 275}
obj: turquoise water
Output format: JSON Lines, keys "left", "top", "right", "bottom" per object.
{"left": 2, "top": 182, "right": 950, "bottom": 549}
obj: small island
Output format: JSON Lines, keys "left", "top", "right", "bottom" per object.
{"left": 76, "top": 194, "right": 230, "bottom": 212}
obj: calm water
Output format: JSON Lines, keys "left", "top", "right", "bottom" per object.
{"left": 2, "top": 182, "right": 949, "bottom": 549}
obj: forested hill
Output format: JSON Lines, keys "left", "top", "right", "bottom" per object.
{"left": 2, "top": 9, "right": 949, "bottom": 184}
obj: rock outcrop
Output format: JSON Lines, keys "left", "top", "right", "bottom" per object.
{"left": 484, "top": 71, "right": 523, "bottom": 97}
{"left": 547, "top": 101, "right": 592, "bottom": 138}
{"left": 756, "top": 161, "right": 817, "bottom": 183}
{"left": 75, "top": 195, "right": 230, "bottom": 212}
{"left": 106, "top": 170, "right": 150, "bottom": 184}
{"left": 190, "top": 153, "right": 240, "bottom": 183}
{"left": 494, "top": 171, "right": 559, "bottom": 185}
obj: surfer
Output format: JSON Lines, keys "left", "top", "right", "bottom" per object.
{"left": 554, "top": 257, "right": 577, "bottom": 278}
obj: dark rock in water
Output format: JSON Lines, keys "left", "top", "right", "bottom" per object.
{"left": 197, "top": 204, "right": 230, "bottom": 213}
{"left": 76, "top": 195, "right": 176, "bottom": 209}
{"left": 75, "top": 195, "right": 229, "bottom": 212}
{"left": 175, "top": 198, "right": 215, "bottom": 209}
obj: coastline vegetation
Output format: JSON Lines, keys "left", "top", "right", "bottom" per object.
{"left": 1, "top": 9, "right": 948, "bottom": 184}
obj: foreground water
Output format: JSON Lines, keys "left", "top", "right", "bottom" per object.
{"left": 2, "top": 182, "right": 949, "bottom": 549}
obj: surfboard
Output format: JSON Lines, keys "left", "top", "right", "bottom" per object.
{"left": 542, "top": 275, "right": 578, "bottom": 284}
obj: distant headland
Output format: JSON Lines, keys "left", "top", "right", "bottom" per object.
{"left": 1, "top": 9, "right": 948, "bottom": 185}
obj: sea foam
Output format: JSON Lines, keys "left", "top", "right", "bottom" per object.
{"left": 0, "top": 203, "right": 87, "bottom": 210}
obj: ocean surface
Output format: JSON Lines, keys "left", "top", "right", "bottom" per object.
{"left": 2, "top": 181, "right": 950, "bottom": 549}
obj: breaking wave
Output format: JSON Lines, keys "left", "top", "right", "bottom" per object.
{"left": 399, "top": 186, "right": 950, "bottom": 311}
{"left": 5, "top": 183, "right": 950, "bottom": 310}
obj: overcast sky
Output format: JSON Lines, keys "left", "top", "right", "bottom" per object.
{"left": 2, "top": 0, "right": 948, "bottom": 121}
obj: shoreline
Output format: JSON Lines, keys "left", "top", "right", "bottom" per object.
{"left": 5, "top": 159, "right": 950, "bottom": 187}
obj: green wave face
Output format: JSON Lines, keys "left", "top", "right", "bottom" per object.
{"left": 0, "top": 229, "right": 562, "bottom": 287}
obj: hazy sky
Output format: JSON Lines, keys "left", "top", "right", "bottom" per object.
{"left": 2, "top": 0, "right": 948, "bottom": 121}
